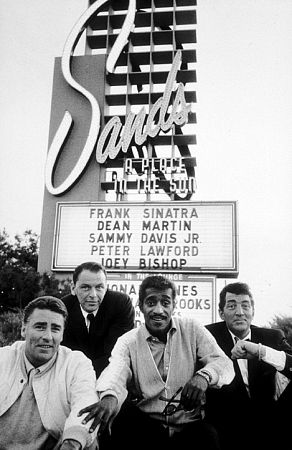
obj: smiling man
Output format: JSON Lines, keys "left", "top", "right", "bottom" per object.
{"left": 62, "top": 261, "right": 134, "bottom": 377}
{"left": 0, "top": 296, "right": 98, "bottom": 449}
{"left": 205, "top": 282, "right": 292, "bottom": 450}
{"left": 78, "top": 275, "right": 234, "bottom": 450}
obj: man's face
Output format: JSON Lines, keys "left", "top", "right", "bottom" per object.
{"left": 219, "top": 292, "right": 254, "bottom": 339}
{"left": 21, "top": 308, "right": 64, "bottom": 367}
{"left": 71, "top": 269, "right": 107, "bottom": 313}
{"left": 141, "top": 287, "right": 175, "bottom": 339}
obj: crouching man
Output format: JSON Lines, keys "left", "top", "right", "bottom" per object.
{"left": 0, "top": 296, "right": 98, "bottom": 449}
{"left": 79, "top": 275, "right": 234, "bottom": 450}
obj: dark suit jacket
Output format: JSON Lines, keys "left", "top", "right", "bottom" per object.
{"left": 62, "top": 290, "right": 135, "bottom": 377}
{"left": 283, "top": 352, "right": 292, "bottom": 378}
{"left": 205, "top": 322, "right": 292, "bottom": 426}
{"left": 204, "top": 322, "right": 292, "bottom": 449}
{"left": 274, "top": 352, "right": 292, "bottom": 432}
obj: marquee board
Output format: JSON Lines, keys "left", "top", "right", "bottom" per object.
{"left": 52, "top": 200, "right": 238, "bottom": 275}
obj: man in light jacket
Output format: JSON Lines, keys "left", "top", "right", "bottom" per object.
{"left": 79, "top": 275, "right": 234, "bottom": 450}
{"left": 0, "top": 296, "right": 98, "bottom": 449}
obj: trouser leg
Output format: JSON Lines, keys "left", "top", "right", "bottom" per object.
{"left": 170, "top": 420, "right": 221, "bottom": 450}
{"left": 99, "top": 402, "right": 169, "bottom": 450}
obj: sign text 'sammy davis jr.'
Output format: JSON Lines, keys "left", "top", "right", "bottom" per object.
{"left": 53, "top": 201, "right": 238, "bottom": 275}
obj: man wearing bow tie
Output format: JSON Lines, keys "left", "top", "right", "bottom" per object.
{"left": 205, "top": 282, "right": 292, "bottom": 450}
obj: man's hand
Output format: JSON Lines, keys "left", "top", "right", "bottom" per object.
{"left": 78, "top": 395, "right": 118, "bottom": 434}
{"left": 60, "top": 439, "right": 81, "bottom": 450}
{"left": 180, "top": 374, "right": 209, "bottom": 411}
{"left": 231, "top": 340, "right": 261, "bottom": 360}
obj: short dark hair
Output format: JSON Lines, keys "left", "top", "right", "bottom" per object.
{"left": 23, "top": 296, "right": 68, "bottom": 325}
{"left": 72, "top": 261, "right": 107, "bottom": 284}
{"left": 219, "top": 282, "right": 254, "bottom": 311}
{"left": 138, "top": 275, "right": 176, "bottom": 310}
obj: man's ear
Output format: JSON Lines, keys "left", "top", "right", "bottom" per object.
{"left": 71, "top": 281, "right": 76, "bottom": 296}
{"left": 172, "top": 299, "right": 177, "bottom": 313}
{"left": 219, "top": 309, "right": 225, "bottom": 321}
{"left": 21, "top": 323, "right": 26, "bottom": 339}
{"left": 139, "top": 301, "right": 144, "bottom": 315}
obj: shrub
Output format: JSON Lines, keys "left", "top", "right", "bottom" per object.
{"left": 269, "top": 315, "right": 292, "bottom": 346}
{"left": 0, "top": 310, "right": 22, "bottom": 346}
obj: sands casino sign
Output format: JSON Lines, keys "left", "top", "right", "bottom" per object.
{"left": 39, "top": 0, "right": 238, "bottom": 283}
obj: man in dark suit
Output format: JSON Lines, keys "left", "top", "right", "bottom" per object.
{"left": 62, "top": 261, "right": 135, "bottom": 377}
{"left": 231, "top": 339, "right": 292, "bottom": 447}
{"left": 205, "top": 282, "right": 292, "bottom": 450}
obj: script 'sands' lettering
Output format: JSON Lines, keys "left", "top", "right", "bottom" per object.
{"left": 45, "top": 51, "right": 190, "bottom": 196}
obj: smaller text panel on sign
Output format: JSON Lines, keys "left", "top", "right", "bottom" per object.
{"left": 107, "top": 272, "right": 216, "bottom": 326}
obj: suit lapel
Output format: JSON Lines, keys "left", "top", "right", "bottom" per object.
{"left": 221, "top": 325, "right": 246, "bottom": 389}
{"left": 218, "top": 324, "right": 235, "bottom": 357}
{"left": 73, "top": 300, "right": 90, "bottom": 344}
{"left": 248, "top": 328, "right": 261, "bottom": 395}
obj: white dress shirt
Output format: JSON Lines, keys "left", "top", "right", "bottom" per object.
{"left": 80, "top": 306, "right": 97, "bottom": 331}
{"left": 230, "top": 331, "right": 251, "bottom": 395}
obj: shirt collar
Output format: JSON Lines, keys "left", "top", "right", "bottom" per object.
{"left": 143, "top": 317, "right": 177, "bottom": 342}
{"left": 23, "top": 349, "right": 58, "bottom": 377}
{"left": 229, "top": 329, "right": 251, "bottom": 344}
{"left": 79, "top": 305, "right": 98, "bottom": 320}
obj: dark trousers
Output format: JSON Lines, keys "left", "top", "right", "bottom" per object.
{"left": 100, "top": 403, "right": 221, "bottom": 450}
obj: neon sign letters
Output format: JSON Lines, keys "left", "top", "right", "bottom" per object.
{"left": 45, "top": 0, "right": 191, "bottom": 196}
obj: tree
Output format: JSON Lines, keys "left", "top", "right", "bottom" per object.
{"left": 0, "top": 229, "right": 73, "bottom": 312}
{"left": 0, "top": 310, "right": 22, "bottom": 346}
{"left": 269, "top": 315, "right": 292, "bottom": 346}
{"left": 0, "top": 229, "right": 40, "bottom": 309}
{"left": 38, "top": 272, "right": 71, "bottom": 299}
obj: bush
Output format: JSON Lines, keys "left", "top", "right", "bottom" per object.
{"left": 269, "top": 315, "right": 292, "bottom": 346}
{"left": 0, "top": 310, "right": 22, "bottom": 346}
{"left": 0, "top": 229, "right": 40, "bottom": 309}
{"left": 38, "top": 272, "right": 71, "bottom": 299}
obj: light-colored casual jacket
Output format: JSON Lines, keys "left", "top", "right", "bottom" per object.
{"left": 0, "top": 341, "right": 98, "bottom": 448}
{"left": 97, "top": 316, "right": 234, "bottom": 427}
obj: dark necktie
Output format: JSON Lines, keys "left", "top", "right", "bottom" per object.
{"left": 87, "top": 313, "right": 95, "bottom": 334}
{"left": 232, "top": 336, "right": 242, "bottom": 376}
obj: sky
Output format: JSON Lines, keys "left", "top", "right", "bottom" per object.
{"left": 1, "top": 0, "right": 292, "bottom": 325}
